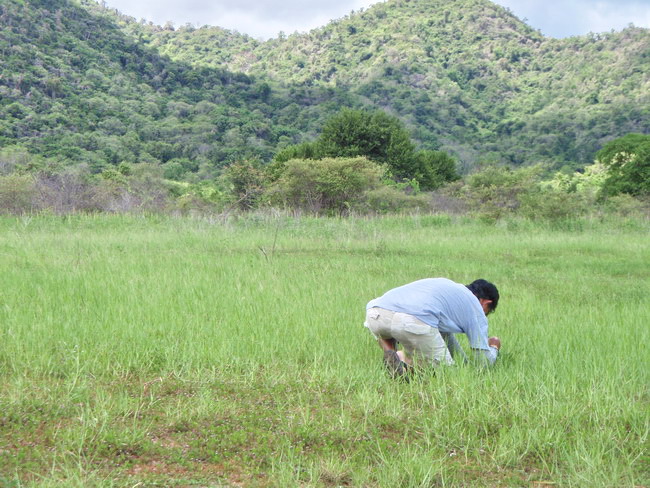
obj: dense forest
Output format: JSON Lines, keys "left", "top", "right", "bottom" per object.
{"left": 0, "top": 0, "right": 648, "bottom": 215}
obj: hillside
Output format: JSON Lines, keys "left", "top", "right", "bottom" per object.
{"left": 0, "top": 0, "right": 348, "bottom": 177}
{"left": 140, "top": 0, "right": 650, "bottom": 169}
{"left": 1, "top": 0, "right": 648, "bottom": 177}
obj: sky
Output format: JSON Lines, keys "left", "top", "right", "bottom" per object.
{"left": 103, "top": 0, "right": 650, "bottom": 41}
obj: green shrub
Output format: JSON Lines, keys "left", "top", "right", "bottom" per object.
{"left": 0, "top": 174, "right": 35, "bottom": 214}
{"left": 597, "top": 133, "right": 650, "bottom": 197}
{"left": 221, "top": 159, "right": 268, "bottom": 210}
{"left": 519, "top": 188, "right": 590, "bottom": 221}
{"left": 601, "top": 194, "right": 649, "bottom": 218}
{"left": 361, "top": 185, "right": 431, "bottom": 214}
{"left": 414, "top": 150, "right": 461, "bottom": 190}
{"left": 459, "top": 164, "right": 544, "bottom": 221}
{"left": 274, "top": 109, "right": 458, "bottom": 191}
{"left": 267, "top": 157, "right": 383, "bottom": 216}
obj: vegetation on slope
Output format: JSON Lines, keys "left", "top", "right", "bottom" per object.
{"left": 0, "top": 0, "right": 648, "bottom": 199}
{"left": 139, "top": 0, "right": 650, "bottom": 168}
{"left": 0, "top": 0, "right": 352, "bottom": 177}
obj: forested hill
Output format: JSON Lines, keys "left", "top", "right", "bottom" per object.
{"left": 0, "top": 0, "right": 348, "bottom": 175}
{"left": 139, "top": 0, "right": 650, "bottom": 168}
{"left": 1, "top": 0, "right": 649, "bottom": 177}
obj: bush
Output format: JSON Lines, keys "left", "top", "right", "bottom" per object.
{"left": 414, "top": 150, "right": 460, "bottom": 190}
{"left": 361, "top": 185, "right": 431, "bottom": 214}
{"left": 34, "top": 171, "right": 101, "bottom": 214}
{"left": 315, "top": 109, "right": 416, "bottom": 178}
{"left": 0, "top": 146, "right": 43, "bottom": 175}
{"left": 221, "top": 159, "right": 268, "bottom": 210}
{"left": 429, "top": 185, "right": 469, "bottom": 215}
{"left": 274, "top": 109, "right": 458, "bottom": 191}
{"left": 0, "top": 174, "right": 35, "bottom": 214}
{"left": 519, "top": 188, "right": 590, "bottom": 221}
{"left": 547, "top": 162, "right": 608, "bottom": 199}
{"left": 601, "top": 194, "right": 649, "bottom": 218}
{"left": 267, "top": 157, "right": 384, "bottom": 216}
{"left": 597, "top": 133, "right": 650, "bottom": 197}
{"left": 459, "top": 164, "right": 544, "bottom": 221}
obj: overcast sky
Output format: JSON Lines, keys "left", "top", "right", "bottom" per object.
{"left": 103, "top": 0, "right": 650, "bottom": 40}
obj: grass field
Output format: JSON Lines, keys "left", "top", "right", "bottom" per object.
{"left": 0, "top": 213, "right": 648, "bottom": 487}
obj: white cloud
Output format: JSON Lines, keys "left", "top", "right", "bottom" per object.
{"left": 492, "top": 0, "right": 650, "bottom": 37}
{"left": 583, "top": 1, "right": 650, "bottom": 34}
{"left": 104, "top": 0, "right": 649, "bottom": 40}
{"left": 105, "top": 0, "right": 381, "bottom": 39}
{"left": 205, "top": 10, "right": 337, "bottom": 39}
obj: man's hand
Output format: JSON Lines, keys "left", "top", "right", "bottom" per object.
{"left": 488, "top": 336, "right": 501, "bottom": 350}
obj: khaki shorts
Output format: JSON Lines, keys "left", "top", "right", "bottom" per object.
{"left": 364, "top": 307, "right": 454, "bottom": 366}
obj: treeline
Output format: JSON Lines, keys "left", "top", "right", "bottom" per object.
{"left": 2, "top": 109, "right": 648, "bottom": 220}
{"left": 1, "top": 148, "right": 647, "bottom": 221}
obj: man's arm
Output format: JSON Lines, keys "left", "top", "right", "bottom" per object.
{"left": 441, "top": 332, "right": 468, "bottom": 364}
{"left": 471, "top": 336, "right": 500, "bottom": 366}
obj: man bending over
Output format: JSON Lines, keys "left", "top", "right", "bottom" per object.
{"left": 364, "top": 278, "right": 501, "bottom": 378}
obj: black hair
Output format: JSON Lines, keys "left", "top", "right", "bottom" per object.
{"left": 466, "top": 279, "right": 499, "bottom": 312}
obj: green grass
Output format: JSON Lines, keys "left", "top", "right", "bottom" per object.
{"left": 0, "top": 213, "right": 648, "bottom": 487}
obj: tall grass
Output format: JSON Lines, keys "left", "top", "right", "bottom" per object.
{"left": 0, "top": 213, "right": 648, "bottom": 487}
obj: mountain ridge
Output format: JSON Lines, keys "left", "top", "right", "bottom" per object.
{"left": 137, "top": 0, "right": 649, "bottom": 166}
{"left": 1, "top": 0, "right": 648, "bottom": 176}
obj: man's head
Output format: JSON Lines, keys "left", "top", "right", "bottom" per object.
{"left": 466, "top": 279, "right": 499, "bottom": 315}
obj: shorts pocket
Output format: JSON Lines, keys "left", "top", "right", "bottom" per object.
{"left": 365, "top": 311, "right": 381, "bottom": 324}
{"left": 402, "top": 317, "right": 432, "bottom": 335}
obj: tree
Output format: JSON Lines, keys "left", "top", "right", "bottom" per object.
{"left": 222, "top": 159, "right": 267, "bottom": 210}
{"left": 315, "top": 108, "right": 417, "bottom": 181}
{"left": 273, "top": 109, "right": 460, "bottom": 191}
{"left": 414, "top": 150, "right": 460, "bottom": 190}
{"left": 597, "top": 133, "right": 650, "bottom": 197}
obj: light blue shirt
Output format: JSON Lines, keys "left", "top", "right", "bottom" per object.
{"left": 367, "top": 278, "right": 498, "bottom": 365}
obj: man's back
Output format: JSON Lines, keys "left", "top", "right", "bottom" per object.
{"left": 367, "top": 277, "right": 489, "bottom": 349}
